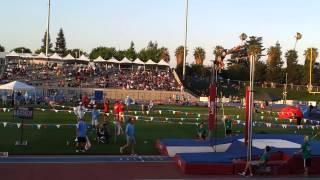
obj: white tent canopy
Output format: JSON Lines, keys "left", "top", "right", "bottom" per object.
{"left": 133, "top": 58, "right": 145, "bottom": 65}
{"left": 157, "top": 59, "right": 170, "bottom": 66}
{"left": 93, "top": 56, "right": 107, "bottom": 63}
{"left": 63, "top": 54, "right": 75, "bottom": 61}
{"left": 120, "top": 57, "right": 132, "bottom": 64}
{"left": 107, "top": 57, "right": 120, "bottom": 64}
{"left": 35, "top": 52, "right": 47, "bottom": 59}
{"left": 6, "top": 51, "right": 20, "bottom": 57}
{"left": 145, "top": 59, "right": 157, "bottom": 65}
{"left": 0, "top": 81, "right": 35, "bottom": 91}
{"left": 49, "top": 53, "right": 62, "bottom": 60}
{"left": 77, "top": 54, "right": 90, "bottom": 62}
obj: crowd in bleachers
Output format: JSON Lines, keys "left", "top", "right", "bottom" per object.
{"left": 0, "top": 63, "right": 181, "bottom": 91}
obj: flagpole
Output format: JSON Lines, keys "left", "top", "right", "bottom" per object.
{"left": 45, "top": 0, "right": 51, "bottom": 56}
{"left": 182, "top": 0, "right": 188, "bottom": 81}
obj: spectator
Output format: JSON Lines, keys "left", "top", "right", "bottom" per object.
{"left": 76, "top": 118, "right": 88, "bottom": 153}
{"left": 239, "top": 146, "right": 271, "bottom": 177}
{"left": 120, "top": 117, "right": 136, "bottom": 155}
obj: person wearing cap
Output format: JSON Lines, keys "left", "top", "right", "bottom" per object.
{"left": 239, "top": 146, "right": 271, "bottom": 177}
{"left": 91, "top": 105, "right": 100, "bottom": 129}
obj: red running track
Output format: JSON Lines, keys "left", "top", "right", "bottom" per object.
{"left": 0, "top": 162, "right": 217, "bottom": 180}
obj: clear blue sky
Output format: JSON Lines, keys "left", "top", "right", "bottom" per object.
{"left": 1, "top": 0, "right": 320, "bottom": 66}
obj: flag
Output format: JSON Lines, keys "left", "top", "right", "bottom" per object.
{"left": 245, "top": 86, "right": 250, "bottom": 145}
{"left": 208, "top": 84, "right": 216, "bottom": 131}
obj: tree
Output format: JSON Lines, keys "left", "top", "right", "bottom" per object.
{"left": 40, "top": 30, "right": 53, "bottom": 54}
{"left": 12, "top": 47, "right": 32, "bottom": 53}
{"left": 124, "top": 41, "right": 137, "bottom": 60}
{"left": 137, "top": 41, "right": 161, "bottom": 62}
{"left": 255, "top": 61, "right": 267, "bottom": 82}
{"left": 159, "top": 47, "right": 170, "bottom": 62}
{"left": 114, "top": 50, "right": 126, "bottom": 60}
{"left": 66, "top": 49, "right": 87, "bottom": 58}
{"left": 0, "top": 44, "right": 4, "bottom": 52}
{"left": 193, "top": 47, "right": 205, "bottom": 65}
{"left": 55, "top": 28, "right": 67, "bottom": 56}
{"left": 304, "top": 48, "right": 319, "bottom": 85}
{"left": 285, "top": 50, "right": 302, "bottom": 84}
{"left": 175, "top": 45, "right": 187, "bottom": 67}
{"left": 266, "top": 42, "right": 283, "bottom": 83}
{"left": 89, "top": 47, "right": 116, "bottom": 60}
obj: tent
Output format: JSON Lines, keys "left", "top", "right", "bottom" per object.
{"left": 145, "top": 59, "right": 157, "bottom": 65}
{"left": 107, "top": 57, "right": 120, "bottom": 64}
{"left": 77, "top": 54, "right": 90, "bottom": 62}
{"left": 133, "top": 58, "right": 145, "bottom": 65}
{"left": 157, "top": 59, "right": 170, "bottom": 66}
{"left": 0, "top": 81, "right": 35, "bottom": 91}
{"left": 93, "top": 56, "right": 107, "bottom": 63}
{"left": 279, "top": 106, "right": 303, "bottom": 119}
{"left": 63, "top": 54, "right": 75, "bottom": 61}
{"left": 5, "top": 51, "right": 20, "bottom": 58}
{"left": 120, "top": 57, "right": 132, "bottom": 64}
{"left": 35, "top": 52, "right": 47, "bottom": 59}
{"left": 49, "top": 53, "right": 62, "bottom": 60}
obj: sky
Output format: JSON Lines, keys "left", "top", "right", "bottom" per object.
{"left": 1, "top": 0, "right": 320, "bottom": 67}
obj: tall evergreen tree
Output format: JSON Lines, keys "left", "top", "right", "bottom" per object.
{"left": 0, "top": 44, "right": 4, "bottom": 52}
{"left": 55, "top": 28, "right": 67, "bottom": 56}
{"left": 66, "top": 49, "right": 87, "bottom": 58}
{"left": 40, "top": 30, "right": 53, "bottom": 54}
{"left": 266, "top": 42, "right": 283, "bottom": 83}
{"left": 285, "top": 50, "right": 301, "bottom": 84}
{"left": 304, "top": 48, "right": 319, "bottom": 85}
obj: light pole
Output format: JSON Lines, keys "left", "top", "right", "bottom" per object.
{"left": 283, "top": 73, "right": 288, "bottom": 104}
{"left": 309, "top": 48, "right": 313, "bottom": 92}
{"left": 45, "top": 0, "right": 51, "bottom": 56}
{"left": 182, "top": 0, "right": 189, "bottom": 81}
{"left": 294, "top": 32, "right": 302, "bottom": 51}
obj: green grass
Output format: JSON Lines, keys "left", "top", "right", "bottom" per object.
{"left": 0, "top": 104, "right": 318, "bottom": 155}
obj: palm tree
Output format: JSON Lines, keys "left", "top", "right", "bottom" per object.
{"left": 159, "top": 47, "right": 170, "bottom": 62}
{"left": 294, "top": 32, "right": 302, "bottom": 50}
{"left": 193, "top": 47, "right": 205, "bottom": 65}
{"left": 175, "top": 46, "right": 187, "bottom": 66}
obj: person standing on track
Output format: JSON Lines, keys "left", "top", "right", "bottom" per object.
{"left": 120, "top": 117, "right": 136, "bottom": 155}
{"left": 76, "top": 118, "right": 88, "bottom": 152}
{"left": 119, "top": 101, "right": 125, "bottom": 123}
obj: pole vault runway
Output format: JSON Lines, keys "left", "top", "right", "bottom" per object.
{"left": 0, "top": 155, "right": 319, "bottom": 180}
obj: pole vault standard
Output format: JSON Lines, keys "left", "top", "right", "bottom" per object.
{"left": 208, "top": 61, "right": 217, "bottom": 152}
{"left": 247, "top": 54, "right": 256, "bottom": 161}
